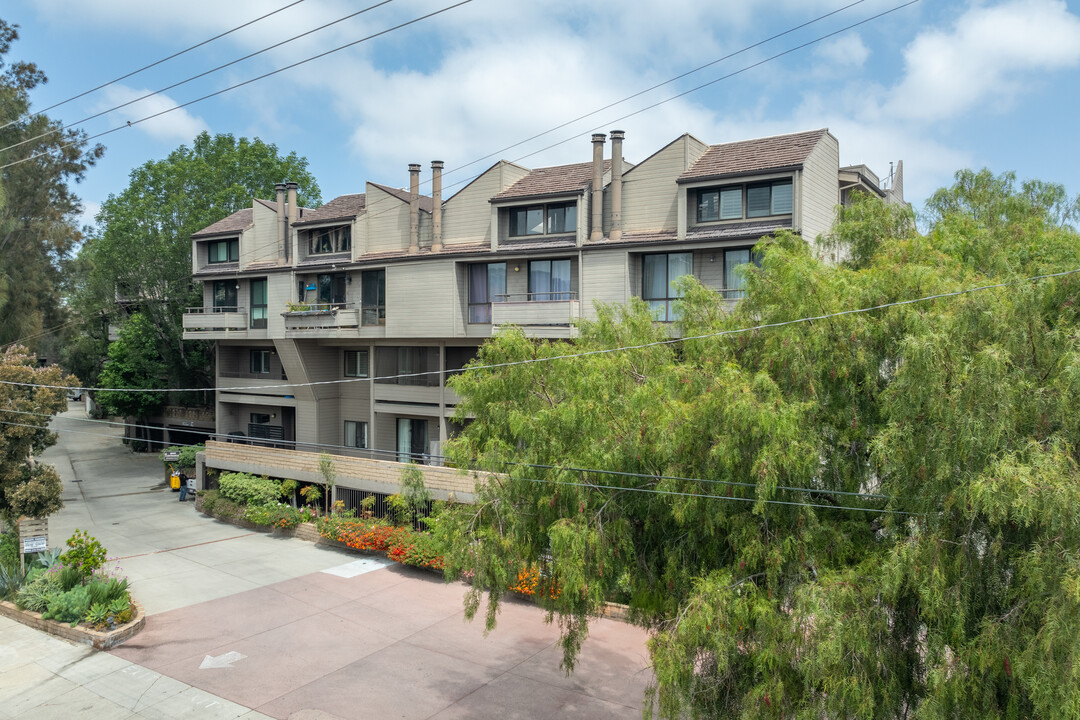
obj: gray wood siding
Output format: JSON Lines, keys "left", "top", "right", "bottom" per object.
{"left": 364, "top": 183, "right": 410, "bottom": 253}
{"left": 617, "top": 136, "right": 706, "bottom": 234}
{"left": 580, "top": 250, "right": 628, "bottom": 319}
{"left": 245, "top": 203, "right": 279, "bottom": 267}
{"left": 385, "top": 261, "right": 457, "bottom": 337}
{"left": 800, "top": 133, "right": 840, "bottom": 244}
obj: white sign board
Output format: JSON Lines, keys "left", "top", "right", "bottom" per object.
{"left": 22, "top": 536, "right": 47, "bottom": 554}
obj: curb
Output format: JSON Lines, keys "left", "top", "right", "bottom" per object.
{"left": 0, "top": 598, "right": 146, "bottom": 650}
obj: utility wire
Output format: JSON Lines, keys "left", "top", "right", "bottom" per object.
{"left": 0, "top": 0, "right": 396, "bottom": 155}
{"left": 3, "top": 408, "right": 893, "bottom": 500}
{"left": 0, "top": 0, "right": 475, "bottom": 171}
{"left": 0, "top": 0, "right": 308, "bottom": 133}
{"left": 1, "top": 419, "right": 914, "bottom": 516}
{"left": 7, "top": 266, "right": 1075, "bottom": 395}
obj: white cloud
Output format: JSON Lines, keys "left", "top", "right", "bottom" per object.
{"left": 77, "top": 200, "right": 101, "bottom": 231}
{"left": 814, "top": 33, "right": 870, "bottom": 69}
{"left": 888, "top": 0, "right": 1080, "bottom": 121}
{"left": 98, "top": 85, "right": 209, "bottom": 143}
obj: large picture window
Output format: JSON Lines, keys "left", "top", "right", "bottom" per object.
{"left": 723, "top": 248, "right": 763, "bottom": 299}
{"left": 212, "top": 280, "right": 237, "bottom": 310}
{"left": 529, "top": 259, "right": 572, "bottom": 301}
{"left": 509, "top": 201, "right": 577, "bottom": 237}
{"left": 468, "top": 262, "right": 506, "bottom": 323}
{"left": 697, "top": 180, "right": 792, "bottom": 222}
{"left": 642, "top": 252, "right": 692, "bottom": 322}
{"left": 307, "top": 226, "right": 351, "bottom": 255}
{"left": 374, "top": 347, "right": 440, "bottom": 387}
{"left": 208, "top": 239, "right": 239, "bottom": 263}
{"left": 361, "top": 269, "right": 385, "bottom": 326}
{"left": 250, "top": 279, "right": 267, "bottom": 329}
{"left": 317, "top": 273, "right": 346, "bottom": 306}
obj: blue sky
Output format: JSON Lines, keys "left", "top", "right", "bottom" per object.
{"left": 4, "top": 0, "right": 1080, "bottom": 229}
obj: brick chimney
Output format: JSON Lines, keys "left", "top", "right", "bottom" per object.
{"left": 590, "top": 133, "right": 606, "bottom": 241}
{"left": 408, "top": 163, "right": 421, "bottom": 254}
{"left": 609, "top": 130, "right": 624, "bottom": 242}
{"left": 431, "top": 160, "right": 444, "bottom": 252}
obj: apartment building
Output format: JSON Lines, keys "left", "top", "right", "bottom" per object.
{"left": 183, "top": 128, "right": 904, "bottom": 499}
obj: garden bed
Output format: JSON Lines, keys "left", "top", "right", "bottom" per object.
{"left": 0, "top": 597, "right": 144, "bottom": 650}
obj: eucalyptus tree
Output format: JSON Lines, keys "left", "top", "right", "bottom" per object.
{"left": 439, "top": 177, "right": 1080, "bottom": 718}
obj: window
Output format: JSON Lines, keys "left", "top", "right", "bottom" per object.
{"left": 723, "top": 248, "right": 763, "bottom": 299}
{"left": 317, "top": 273, "right": 347, "bottom": 306}
{"left": 509, "top": 202, "right": 577, "bottom": 236}
{"left": 307, "top": 226, "right": 351, "bottom": 255}
{"left": 374, "top": 347, "right": 439, "bottom": 387}
{"left": 344, "top": 349, "right": 368, "bottom": 377}
{"left": 642, "top": 252, "right": 693, "bottom": 322}
{"left": 250, "top": 413, "right": 271, "bottom": 425}
{"left": 529, "top": 259, "right": 572, "bottom": 301}
{"left": 250, "top": 279, "right": 267, "bottom": 329}
{"left": 212, "top": 280, "right": 237, "bottom": 310}
{"left": 696, "top": 180, "right": 793, "bottom": 222}
{"left": 208, "top": 239, "right": 239, "bottom": 263}
{"left": 250, "top": 349, "right": 270, "bottom": 374}
{"left": 361, "top": 270, "right": 385, "bottom": 326}
{"left": 468, "top": 262, "right": 506, "bottom": 323}
{"left": 397, "top": 418, "right": 428, "bottom": 464}
{"left": 345, "top": 420, "right": 368, "bottom": 449}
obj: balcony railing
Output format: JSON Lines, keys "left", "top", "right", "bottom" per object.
{"left": 282, "top": 303, "right": 360, "bottom": 331}
{"left": 491, "top": 292, "right": 580, "bottom": 327}
{"left": 183, "top": 306, "right": 248, "bottom": 333}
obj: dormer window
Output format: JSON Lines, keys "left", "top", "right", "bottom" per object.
{"left": 208, "top": 238, "right": 239, "bottom": 263}
{"left": 306, "top": 225, "right": 351, "bottom": 255}
{"left": 697, "top": 180, "right": 792, "bottom": 222}
{"left": 509, "top": 201, "right": 577, "bottom": 237}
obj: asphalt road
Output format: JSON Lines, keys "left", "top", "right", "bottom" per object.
{"left": 2, "top": 404, "right": 654, "bottom": 719}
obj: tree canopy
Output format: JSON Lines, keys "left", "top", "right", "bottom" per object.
{"left": 0, "top": 345, "right": 75, "bottom": 526}
{"left": 67, "top": 131, "right": 321, "bottom": 394}
{"left": 439, "top": 174, "right": 1080, "bottom": 718}
{"left": 0, "top": 19, "right": 102, "bottom": 356}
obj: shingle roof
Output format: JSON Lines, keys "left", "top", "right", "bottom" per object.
{"left": 292, "top": 194, "right": 367, "bottom": 226}
{"left": 678, "top": 129, "right": 828, "bottom": 183}
{"left": 191, "top": 208, "right": 253, "bottom": 238}
{"left": 492, "top": 160, "right": 612, "bottom": 202}
{"left": 369, "top": 183, "right": 433, "bottom": 213}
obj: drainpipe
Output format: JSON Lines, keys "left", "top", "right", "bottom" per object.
{"left": 275, "top": 183, "right": 286, "bottom": 260}
{"left": 590, "top": 133, "right": 606, "bottom": 241}
{"left": 431, "top": 160, "right": 444, "bottom": 252}
{"left": 408, "top": 163, "right": 421, "bottom": 254}
{"left": 286, "top": 181, "right": 299, "bottom": 261}
{"left": 609, "top": 130, "right": 624, "bottom": 242}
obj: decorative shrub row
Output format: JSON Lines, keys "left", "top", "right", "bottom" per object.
{"left": 316, "top": 515, "right": 444, "bottom": 571}
{"left": 218, "top": 472, "right": 281, "bottom": 506}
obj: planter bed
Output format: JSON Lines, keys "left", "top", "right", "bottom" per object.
{"left": 0, "top": 598, "right": 145, "bottom": 650}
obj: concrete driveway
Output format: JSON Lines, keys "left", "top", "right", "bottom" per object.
{"left": 2, "top": 405, "right": 654, "bottom": 719}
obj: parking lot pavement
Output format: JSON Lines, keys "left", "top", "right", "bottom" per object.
{"left": 110, "top": 561, "right": 653, "bottom": 720}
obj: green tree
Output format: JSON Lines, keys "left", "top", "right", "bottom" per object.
{"left": 439, "top": 172, "right": 1080, "bottom": 718}
{"left": 0, "top": 345, "right": 75, "bottom": 526}
{"left": 95, "top": 313, "right": 167, "bottom": 424}
{"left": 0, "top": 19, "right": 103, "bottom": 354}
{"left": 68, "top": 132, "right": 321, "bottom": 396}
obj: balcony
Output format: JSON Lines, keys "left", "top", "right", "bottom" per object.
{"left": 282, "top": 303, "right": 364, "bottom": 338}
{"left": 183, "top": 306, "right": 249, "bottom": 339}
{"left": 491, "top": 293, "right": 580, "bottom": 338}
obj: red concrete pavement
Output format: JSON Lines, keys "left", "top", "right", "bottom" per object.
{"left": 111, "top": 561, "right": 654, "bottom": 719}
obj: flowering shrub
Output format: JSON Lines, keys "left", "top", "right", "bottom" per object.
{"left": 244, "top": 503, "right": 318, "bottom": 530}
{"left": 510, "top": 566, "right": 560, "bottom": 599}
{"left": 60, "top": 530, "right": 107, "bottom": 579}
{"left": 316, "top": 515, "right": 444, "bottom": 571}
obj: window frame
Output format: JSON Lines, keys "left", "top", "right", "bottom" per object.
{"left": 695, "top": 179, "right": 794, "bottom": 223}
{"left": 508, "top": 201, "right": 578, "bottom": 237}
{"left": 528, "top": 258, "right": 572, "bottom": 301}
{"left": 641, "top": 252, "right": 693, "bottom": 322}
{"left": 360, "top": 269, "right": 385, "bottom": 326}
{"left": 249, "top": 349, "right": 271, "bottom": 374}
{"left": 207, "top": 238, "right": 239, "bottom": 264}
{"left": 344, "top": 349, "right": 369, "bottom": 378}
{"left": 722, "top": 246, "right": 764, "bottom": 300}
{"left": 468, "top": 262, "right": 507, "bottom": 324}
{"left": 344, "top": 420, "right": 368, "bottom": 449}
{"left": 306, "top": 225, "right": 352, "bottom": 255}
{"left": 250, "top": 278, "right": 267, "bottom": 329}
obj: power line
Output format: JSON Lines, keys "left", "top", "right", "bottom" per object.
{"left": 0, "top": 0, "right": 396, "bottom": 156}
{"left": 0, "top": 0, "right": 475, "bottom": 171}
{"left": 0, "top": 0, "right": 308, "bottom": 133}
{"left": 7, "top": 266, "right": 1075, "bottom": 395}
{"left": 1, "top": 419, "right": 915, "bottom": 516}
{"left": 4, "top": 408, "right": 893, "bottom": 500}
